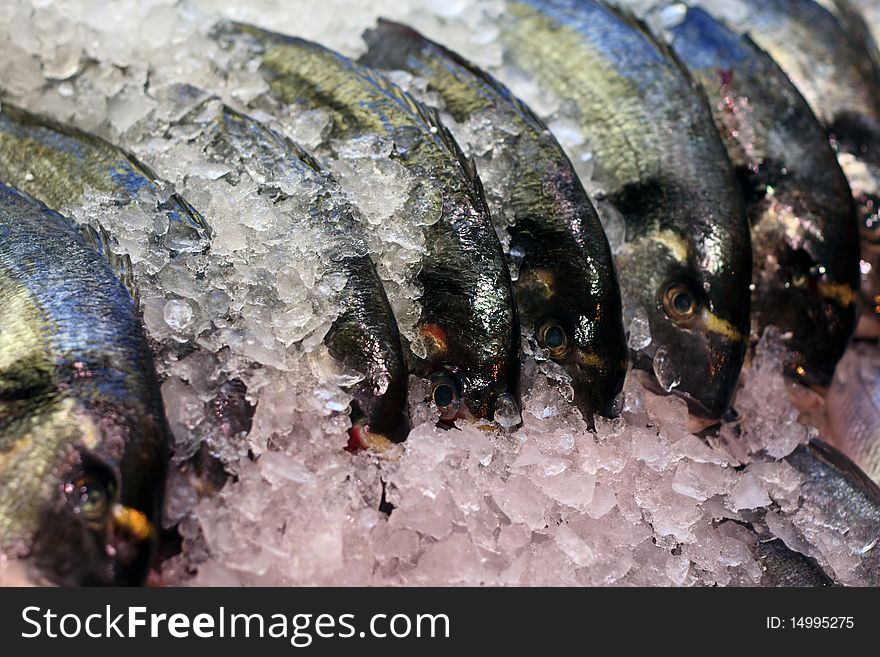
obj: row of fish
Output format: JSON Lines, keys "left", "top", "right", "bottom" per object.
{"left": 1, "top": 0, "right": 880, "bottom": 585}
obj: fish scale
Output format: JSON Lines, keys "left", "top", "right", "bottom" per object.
{"left": 0, "top": 103, "right": 212, "bottom": 256}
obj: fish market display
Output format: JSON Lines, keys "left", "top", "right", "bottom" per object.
{"left": 490, "top": 0, "right": 753, "bottom": 420}
{"left": 1, "top": 0, "right": 879, "bottom": 588}
{"left": 216, "top": 23, "right": 522, "bottom": 426}
{"left": 359, "top": 19, "right": 628, "bottom": 419}
{"left": 0, "top": 182, "right": 168, "bottom": 585}
{"left": 659, "top": 6, "right": 860, "bottom": 387}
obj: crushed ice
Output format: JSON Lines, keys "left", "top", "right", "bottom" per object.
{"left": 0, "top": 0, "right": 874, "bottom": 586}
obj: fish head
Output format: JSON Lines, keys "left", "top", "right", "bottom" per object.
{"left": 0, "top": 397, "right": 163, "bottom": 585}
{"left": 515, "top": 264, "right": 628, "bottom": 419}
{"left": 618, "top": 228, "right": 750, "bottom": 419}
{"left": 750, "top": 190, "right": 859, "bottom": 388}
{"left": 425, "top": 364, "right": 521, "bottom": 429}
{"left": 417, "top": 285, "right": 521, "bottom": 428}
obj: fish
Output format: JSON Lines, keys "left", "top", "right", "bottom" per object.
{"left": 825, "top": 342, "right": 880, "bottom": 483}
{"left": 0, "top": 102, "right": 212, "bottom": 255}
{"left": 681, "top": 0, "right": 880, "bottom": 337}
{"left": 194, "top": 101, "right": 410, "bottom": 445}
{"left": 0, "top": 182, "right": 169, "bottom": 585}
{"left": 783, "top": 439, "right": 880, "bottom": 585}
{"left": 358, "top": 19, "right": 628, "bottom": 419}
{"left": 498, "top": 0, "right": 752, "bottom": 419}
{"left": 662, "top": 7, "right": 860, "bottom": 389}
{"left": 214, "top": 23, "right": 521, "bottom": 425}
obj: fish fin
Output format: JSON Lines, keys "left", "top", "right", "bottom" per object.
{"left": 363, "top": 19, "right": 549, "bottom": 133}
{"left": 604, "top": 4, "right": 704, "bottom": 93}
{"left": 278, "top": 136, "right": 324, "bottom": 173}
{"left": 218, "top": 103, "right": 327, "bottom": 173}
{"left": 78, "top": 222, "right": 140, "bottom": 306}
{"left": 357, "top": 60, "right": 493, "bottom": 217}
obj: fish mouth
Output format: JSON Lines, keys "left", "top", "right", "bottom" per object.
{"left": 782, "top": 351, "right": 835, "bottom": 391}
{"left": 26, "top": 501, "right": 156, "bottom": 586}
{"left": 569, "top": 348, "right": 628, "bottom": 419}
{"left": 635, "top": 367, "right": 726, "bottom": 428}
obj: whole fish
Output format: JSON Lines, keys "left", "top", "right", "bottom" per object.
{"left": 194, "top": 101, "right": 410, "bottom": 445}
{"left": 498, "top": 0, "right": 752, "bottom": 419}
{"left": 679, "top": 0, "right": 880, "bottom": 336}
{"left": 358, "top": 19, "right": 628, "bottom": 418}
{"left": 215, "top": 23, "right": 521, "bottom": 425}
{"left": 0, "top": 102, "right": 211, "bottom": 255}
{"left": 825, "top": 342, "right": 880, "bottom": 483}
{"left": 0, "top": 182, "right": 168, "bottom": 585}
{"left": 662, "top": 7, "right": 860, "bottom": 388}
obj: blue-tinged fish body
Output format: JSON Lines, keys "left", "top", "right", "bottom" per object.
{"left": 215, "top": 23, "right": 520, "bottom": 424}
{"left": 359, "top": 19, "right": 627, "bottom": 418}
{"left": 0, "top": 103, "right": 211, "bottom": 254}
{"left": 0, "top": 183, "right": 168, "bottom": 585}
{"left": 666, "top": 7, "right": 860, "bottom": 388}
{"left": 500, "top": 0, "right": 752, "bottom": 418}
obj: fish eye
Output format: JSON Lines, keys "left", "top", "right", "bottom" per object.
{"left": 789, "top": 270, "right": 810, "bottom": 289}
{"left": 662, "top": 283, "right": 699, "bottom": 322}
{"left": 537, "top": 319, "right": 570, "bottom": 359}
{"left": 429, "top": 373, "right": 461, "bottom": 421}
{"left": 64, "top": 462, "right": 117, "bottom": 525}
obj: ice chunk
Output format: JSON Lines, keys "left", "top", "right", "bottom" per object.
{"left": 728, "top": 472, "right": 772, "bottom": 511}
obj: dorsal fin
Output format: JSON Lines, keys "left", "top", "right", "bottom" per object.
{"left": 219, "top": 104, "right": 326, "bottom": 174}
{"left": 603, "top": 2, "right": 703, "bottom": 94}
{"left": 77, "top": 222, "right": 139, "bottom": 306}
{"left": 217, "top": 21, "right": 492, "bottom": 219}
{"left": 357, "top": 56, "right": 492, "bottom": 216}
